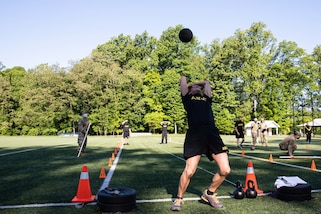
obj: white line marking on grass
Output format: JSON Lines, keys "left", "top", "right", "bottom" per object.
{"left": 0, "top": 192, "right": 277, "bottom": 209}
{"left": 279, "top": 155, "right": 321, "bottom": 159}
{"left": 137, "top": 192, "right": 274, "bottom": 203}
{"left": 98, "top": 143, "right": 124, "bottom": 191}
{"left": 0, "top": 203, "right": 78, "bottom": 209}
{"left": 229, "top": 152, "right": 321, "bottom": 173}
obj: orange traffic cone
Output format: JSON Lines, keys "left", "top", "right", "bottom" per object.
{"left": 241, "top": 150, "right": 245, "bottom": 157}
{"left": 99, "top": 166, "right": 106, "bottom": 178}
{"left": 269, "top": 154, "right": 274, "bottom": 162}
{"left": 310, "top": 160, "right": 317, "bottom": 170}
{"left": 72, "top": 165, "right": 95, "bottom": 203}
{"left": 108, "top": 158, "right": 112, "bottom": 167}
{"left": 116, "top": 142, "right": 120, "bottom": 151}
{"left": 244, "top": 161, "right": 263, "bottom": 194}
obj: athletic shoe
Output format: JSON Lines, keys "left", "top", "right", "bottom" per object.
{"left": 170, "top": 198, "right": 183, "bottom": 211}
{"left": 201, "top": 190, "right": 223, "bottom": 208}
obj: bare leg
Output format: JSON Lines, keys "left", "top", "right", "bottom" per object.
{"left": 176, "top": 155, "right": 201, "bottom": 198}
{"left": 208, "top": 152, "right": 230, "bottom": 193}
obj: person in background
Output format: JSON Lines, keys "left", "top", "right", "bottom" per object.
{"left": 122, "top": 120, "right": 130, "bottom": 145}
{"left": 304, "top": 123, "right": 312, "bottom": 144}
{"left": 234, "top": 117, "right": 245, "bottom": 149}
{"left": 260, "top": 117, "right": 268, "bottom": 146}
{"left": 77, "top": 112, "right": 90, "bottom": 156}
{"left": 279, "top": 131, "right": 301, "bottom": 158}
{"left": 170, "top": 76, "right": 230, "bottom": 211}
{"left": 160, "top": 121, "right": 171, "bottom": 144}
{"left": 250, "top": 118, "right": 259, "bottom": 150}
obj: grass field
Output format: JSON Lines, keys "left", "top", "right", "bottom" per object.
{"left": 0, "top": 134, "right": 321, "bottom": 213}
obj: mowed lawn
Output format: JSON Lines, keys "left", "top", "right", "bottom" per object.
{"left": 0, "top": 134, "right": 321, "bottom": 213}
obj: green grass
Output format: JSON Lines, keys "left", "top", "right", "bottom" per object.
{"left": 0, "top": 134, "right": 321, "bottom": 213}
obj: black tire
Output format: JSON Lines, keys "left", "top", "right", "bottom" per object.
{"left": 97, "top": 186, "right": 136, "bottom": 204}
{"left": 276, "top": 183, "right": 311, "bottom": 194}
{"left": 276, "top": 191, "right": 311, "bottom": 201}
{"left": 97, "top": 201, "right": 136, "bottom": 212}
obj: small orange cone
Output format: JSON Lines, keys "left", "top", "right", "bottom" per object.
{"left": 111, "top": 152, "right": 115, "bottom": 161}
{"left": 310, "top": 160, "right": 317, "bottom": 170}
{"left": 72, "top": 165, "right": 95, "bottom": 203}
{"left": 117, "top": 141, "right": 121, "bottom": 150}
{"left": 244, "top": 161, "right": 263, "bottom": 194}
{"left": 108, "top": 158, "right": 112, "bottom": 167}
{"left": 269, "top": 154, "right": 274, "bottom": 162}
{"left": 117, "top": 141, "right": 120, "bottom": 151}
{"left": 241, "top": 150, "right": 245, "bottom": 157}
{"left": 99, "top": 166, "right": 106, "bottom": 178}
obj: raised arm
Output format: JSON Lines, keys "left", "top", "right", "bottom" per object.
{"left": 191, "top": 80, "right": 212, "bottom": 98}
{"left": 202, "top": 80, "right": 212, "bottom": 98}
{"left": 180, "top": 76, "right": 189, "bottom": 96}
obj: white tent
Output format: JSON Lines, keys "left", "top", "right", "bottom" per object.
{"left": 245, "top": 120, "right": 280, "bottom": 136}
{"left": 298, "top": 118, "right": 321, "bottom": 127}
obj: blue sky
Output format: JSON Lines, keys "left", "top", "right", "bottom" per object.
{"left": 1, "top": 0, "right": 321, "bottom": 70}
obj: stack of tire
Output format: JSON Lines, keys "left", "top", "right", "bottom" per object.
{"left": 276, "top": 183, "right": 312, "bottom": 201}
{"left": 96, "top": 187, "right": 137, "bottom": 213}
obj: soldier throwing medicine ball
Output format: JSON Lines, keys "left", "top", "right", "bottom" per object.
{"left": 77, "top": 112, "right": 90, "bottom": 156}
{"left": 171, "top": 76, "right": 230, "bottom": 211}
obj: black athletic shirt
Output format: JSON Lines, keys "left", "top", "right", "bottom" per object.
{"left": 235, "top": 120, "right": 245, "bottom": 133}
{"left": 182, "top": 93, "right": 215, "bottom": 128}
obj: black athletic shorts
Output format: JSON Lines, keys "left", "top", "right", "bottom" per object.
{"left": 235, "top": 131, "right": 244, "bottom": 138}
{"left": 123, "top": 131, "right": 130, "bottom": 138}
{"left": 183, "top": 125, "right": 229, "bottom": 161}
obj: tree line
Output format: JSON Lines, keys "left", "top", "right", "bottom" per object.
{"left": 1, "top": 22, "right": 321, "bottom": 136}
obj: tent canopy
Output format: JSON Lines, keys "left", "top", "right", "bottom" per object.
{"left": 245, "top": 120, "right": 280, "bottom": 128}
{"left": 244, "top": 120, "right": 280, "bottom": 136}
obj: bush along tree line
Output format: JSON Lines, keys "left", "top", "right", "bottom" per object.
{"left": 1, "top": 22, "right": 321, "bottom": 136}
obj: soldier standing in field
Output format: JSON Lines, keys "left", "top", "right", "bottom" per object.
{"left": 250, "top": 118, "right": 259, "bottom": 150}
{"left": 304, "top": 123, "right": 312, "bottom": 144}
{"left": 77, "top": 112, "right": 90, "bottom": 156}
{"left": 234, "top": 117, "right": 245, "bottom": 149}
{"left": 122, "top": 120, "right": 130, "bottom": 145}
{"left": 260, "top": 117, "right": 268, "bottom": 146}
{"left": 160, "top": 121, "right": 171, "bottom": 144}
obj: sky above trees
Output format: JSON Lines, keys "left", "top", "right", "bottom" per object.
{"left": 1, "top": 0, "right": 321, "bottom": 70}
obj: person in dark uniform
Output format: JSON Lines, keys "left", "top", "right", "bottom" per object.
{"left": 160, "top": 121, "right": 171, "bottom": 144}
{"left": 171, "top": 76, "right": 230, "bottom": 211}
{"left": 234, "top": 117, "right": 245, "bottom": 148}
{"left": 122, "top": 120, "right": 130, "bottom": 145}
{"left": 77, "top": 112, "right": 90, "bottom": 156}
{"left": 304, "top": 123, "right": 312, "bottom": 144}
